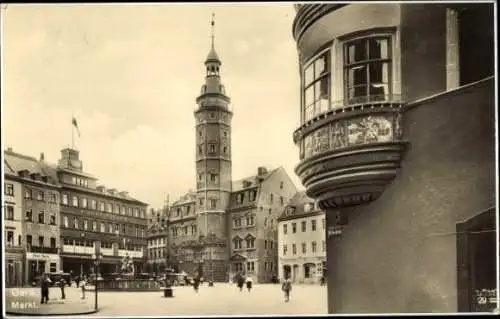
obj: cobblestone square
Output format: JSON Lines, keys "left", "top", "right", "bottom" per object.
{"left": 87, "top": 284, "right": 327, "bottom": 316}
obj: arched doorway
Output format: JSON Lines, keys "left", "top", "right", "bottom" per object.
{"left": 292, "top": 264, "right": 299, "bottom": 282}
{"left": 303, "top": 263, "right": 316, "bottom": 283}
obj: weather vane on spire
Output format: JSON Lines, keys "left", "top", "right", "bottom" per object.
{"left": 211, "top": 13, "right": 215, "bottom": 49}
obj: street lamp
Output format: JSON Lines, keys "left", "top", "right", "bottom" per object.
{"left": 91, "top": 252, "right": 103, "bottom": 311}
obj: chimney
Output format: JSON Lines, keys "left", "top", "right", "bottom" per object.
{"left": 257, "top": 166, "right": 268, "bottom": 176}
{"left": 119, "top": 191, "right": 129, "bottom": 197}
{"left": 96, "top": 185, "right": 106, "bottom": 193}
{"left": 40, "top": 152, "right": 45, "bottom": 161}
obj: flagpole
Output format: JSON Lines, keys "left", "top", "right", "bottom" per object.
{"left": 71, "top": 113, "right": 75, "bottom": 149}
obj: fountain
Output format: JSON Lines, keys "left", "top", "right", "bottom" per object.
{"left": 97, "top": 254, "right": 161, "bottom": 292}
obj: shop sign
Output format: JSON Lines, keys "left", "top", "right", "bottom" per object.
{"left": 328, "top": 226, "right": 342, "bottom": 237}
{"left": 26, "top": 252, "right": 59, "bottom": 261}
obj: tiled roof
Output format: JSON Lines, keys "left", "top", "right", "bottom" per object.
{"left": 4, "top": 150, "right": 41, "bottom": 174}
{"left": 3, "top": 149, "right": 145, "bottom": 204}
{"left": 3, "top": 150, "right": 59, "bottom": 185}
{"left": 4, "top": 159, "right": 16, "bottom": 175}
{"left": 278, "top": 191, "right": 317, "bottom": 220}
{"left": 171, "top": 191, "right": 197, "bottom": 206}
{"left": 231, "top": 167, "right": 278, "bottom": 193}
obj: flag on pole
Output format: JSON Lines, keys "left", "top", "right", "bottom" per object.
{"left": 72, "top": 117, "right": 80, "bottom": 137}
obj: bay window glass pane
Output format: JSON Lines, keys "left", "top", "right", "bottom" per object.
{"left": 305, "top": 105, "right": 315, "bottom": 121}
{"left": 318, "top": 76, "right": 329, "bottom": 99}
{"left": 347, "top": 41, "right": 367, "bottom": 64}
{"left": 369, "top": 38, "right": 389, "bottom": 59}
{"left": 304, "top": 64, "right": 314, "bottom": 86}
{"left": 348, "top": 65, "right": 367, "bottom": 87}
{"left": 314, "top": 56, "right": 326, "bottom": 78}
{"left": 369, "top": 62, "right": 390, "bottom": 84}
{"left": 348, "top": 86, "right": 367, "bottom": 100}
{"left": 317, "top": 98, "right": 329, "bottom": 114}
{"left": 369, "top": 84, "right": 389, "bottom": 97}
{"left": 305, "top": 86, "right": 315, "bottom": 108}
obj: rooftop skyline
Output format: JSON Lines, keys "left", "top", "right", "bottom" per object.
{"left": 2, "top": 3, "right": 303, "bottom": 208}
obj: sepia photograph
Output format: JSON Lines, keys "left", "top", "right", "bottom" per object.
{"left": 1, "top": 1, "right": 498, "bottom": 317}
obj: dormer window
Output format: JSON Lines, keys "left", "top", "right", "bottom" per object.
{"left": 236, "top": 193, "right": 244, "bottom": 204}
{"left": 304, "top": 203, "right": 313, "bottom": 212}
{"left": 250, "top": 190, "right": 257, "bottom": 202}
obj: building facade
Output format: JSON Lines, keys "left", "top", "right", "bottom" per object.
{"left": 291, "top": 3, "right": 496, "bottom": 313}
{"left": 146, "top": 208, "right": 169, "bottom": 273}
{"left": 4, "top": 147, "right": 149, "bottom": 282}
{"left": 4, "top": 149, "right": 62, "bottom": 285}
{"left": 3, "top": 160, "right": 25, "bottom": 287}
{"left": 278, "top": 192, "right": 326, "bottom": 284}
{"left": 166, "top": 18, "right": 299, "bottom": 283}
{"left": 56, "top": 148, "right": 149, "bottom": 276}
{"left": 228, "top": 167, "right": 298, "bottom": 283}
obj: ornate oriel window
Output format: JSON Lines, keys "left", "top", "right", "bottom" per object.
{"left": 344, "top": 36, "right": 392, "bottom": 103}
{"left": 303, "top": 50, "right": 331, "bottom": 122}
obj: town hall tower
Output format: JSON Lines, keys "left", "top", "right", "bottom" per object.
{"left": 193, "top": 14, "right": 233, "bottom": 281}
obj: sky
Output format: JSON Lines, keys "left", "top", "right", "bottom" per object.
{"left": 1, "top": 3, "right": 303, "bottom": 209}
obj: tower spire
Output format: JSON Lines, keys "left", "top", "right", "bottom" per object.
{"left": 211, "top": 13, "right": 215, "bottom": 50}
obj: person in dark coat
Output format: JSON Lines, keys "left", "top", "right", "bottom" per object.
{"left": 193, "top": 276, "right": 200, "bottom": 293}
{"left": 237, "top": 274, "right": 245, "bottom": 292}
{"left": 245, "top": 275, "right": 253, "bottom": 292}
{"left": 59, "top": 272, "right": 66, "bottom": 300}
{"left": 282, "top": 277, "right": 292, "bottom": 302}
{"left": 40, "top": 273, "right": 52, "bottom": 304}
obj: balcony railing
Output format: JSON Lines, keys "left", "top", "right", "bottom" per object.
{"left": 29, "top": 246, "right": 59, "bottom": 254}
{"left": 301, "top": 94, "right": 404, "bottom": 126}
{"left": 62, "top": 245, "right": 94, "bottom": 254}
{"left": 5, "top": 242, "right": 24, "bottom": 250}
{"left": 100, "top": 248, "right": 114, "bottom": 256}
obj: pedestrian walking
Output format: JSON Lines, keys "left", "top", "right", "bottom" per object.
{"left": 282, "top": 277, "right": 292, "bottom": 302}
{"left": 193, "top": 275, "right": 200, "bottom": 293}
{"left": 245, "top": 275, "right": 253, "bottom": 292}
{"left": 80, "top": 275, "right": 87, "bottom": 299}
{"left": 237, "top": 274, "right": 245, "bottom": 292}
{"left": 40, "top": 273, "right": 52, "bottom": 304}
{"left": 59, "top": 272, "right": 66, "bottom": 300}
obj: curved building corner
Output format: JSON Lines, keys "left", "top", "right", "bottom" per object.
{"left": 291, "top": 3, "right": 496, "bottom": 314}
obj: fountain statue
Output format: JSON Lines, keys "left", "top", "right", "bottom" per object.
{"left": 120, "top": 254, "right": 135, "bottom": 278}
{"left": 97, "top": 253, "right": 160, "bottom": 292}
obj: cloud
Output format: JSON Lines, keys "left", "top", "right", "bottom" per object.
{"left": 232, "top": 39, "right": 251, "bottom": 55}
{"left": 2, "top": 4, "right": 304, "bottom": 209}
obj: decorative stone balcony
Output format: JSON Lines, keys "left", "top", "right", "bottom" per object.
{"left": 294, "top": 95, "right": 407, "bottom": 212}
